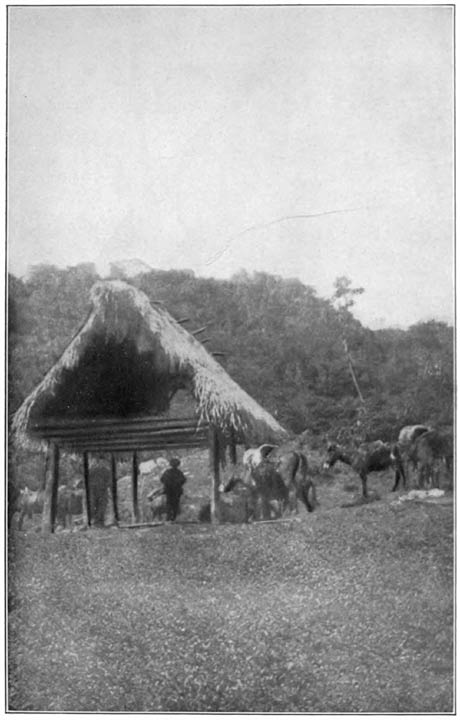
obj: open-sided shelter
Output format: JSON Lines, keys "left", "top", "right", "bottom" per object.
{"left": 12, "top": 280, "right": 288, "bottom": 531}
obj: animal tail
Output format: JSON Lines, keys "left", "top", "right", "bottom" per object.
{"left": 296, "top": 452, "right": 308, "bottom": 482}
{"left": 390, "top": 443, "right": 401, "bottom": 462}
{"left": 295, "top": 452, "right": 316, "bottom": 512}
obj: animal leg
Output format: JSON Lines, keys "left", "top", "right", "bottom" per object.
{"left": 310, "top": 482, "right": 318, "bottom": 508}
{"left": 417, "top": 465, "right": 425, "bottom": 489}
{"left": 288, "top": 487, "right": 298, "bottom": 514}
{"left": 360, "top": 472, "right": 368, "bottom": 498}
{"left": 392, "top": 461, "right": 406, "bottom": 492}
{"left": 299, "top": 481, "right": 315, "bottom": 512}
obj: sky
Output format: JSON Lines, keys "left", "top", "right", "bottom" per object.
{"left": 7, "top": 5, "right": 454, "bottom": 329}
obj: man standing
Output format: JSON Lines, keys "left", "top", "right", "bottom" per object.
{"left": 160, "top": 458, "right": 187, "bottom": 521}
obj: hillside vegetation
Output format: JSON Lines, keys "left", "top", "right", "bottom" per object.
{"left": 8, "top": 263, "right": 453, "bottom": 445}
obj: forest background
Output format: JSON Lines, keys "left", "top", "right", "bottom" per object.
{"left": 8, "top": 262, "right": 454, "bottom": 451}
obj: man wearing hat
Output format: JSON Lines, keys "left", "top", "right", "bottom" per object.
{"left": 160, "top": 458, "right": 187, "bottom": 521}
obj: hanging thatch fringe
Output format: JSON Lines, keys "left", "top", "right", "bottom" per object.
{"left": 12, "top": 280, "right": 288, "bottom": 450}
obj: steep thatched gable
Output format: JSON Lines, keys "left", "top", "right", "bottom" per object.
{"left": 12, "top": 280, "right": 288, "bottom": 450}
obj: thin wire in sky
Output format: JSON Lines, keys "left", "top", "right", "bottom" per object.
{"left": 203, "top": 205, "right": 371, "bottom": 267}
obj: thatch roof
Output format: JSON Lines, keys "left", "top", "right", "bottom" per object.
{"left": 12, "top": 280, "right": 288, "bottom": 451}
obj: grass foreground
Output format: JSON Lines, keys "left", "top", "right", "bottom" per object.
{"left": 9, "top": 481, "right": 454, "bottom": 713}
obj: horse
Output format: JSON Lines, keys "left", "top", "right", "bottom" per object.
{"left": 407, "top": 428, "right": 453, "bottom": 489}
{"left": 245, "top": 461, "right": 289, "bottom": 520}
{"left": 224, "top": 465, "right": 288, "bottom": 521}
{"left": 242, "top": 445, "right": 316, "bottom": 514}
{"left": 397, "top": 424, "right": 431, "bottom": 483}
{"left": 242, "top": 445, "right": 277, "bottom": 471}
{"left": 323, "top": 440, "right": 406, "bottom": 498}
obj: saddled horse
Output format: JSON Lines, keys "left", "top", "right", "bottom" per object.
{"left": 397, "top": 424, "right": 431, "bottom": 483}
{"left": 241, "top": 444, "right": 316, "bottom": 515}
{"left": 224, "top": 463, "right": 288, "bottom": 521}
{"left": 323, "top": 440, "right": 405, "bottom": 498}
{"left": 408, "top": 428, "right": 453, "bottom": 489}
{"left": 239, "top": 460, "right": 289, "bottom": 520}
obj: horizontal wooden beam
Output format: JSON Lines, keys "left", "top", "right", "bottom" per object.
{"left": 33, "top": 424, "right": 208, "bottom": 443}
{"left": 61, "top": 438, "right": 209, "bottom": 453}
{"left": 31, "top": 415, "right": 204, "bottom": 431}
{"left": 61, "top": 431, "right": 208, "bottom": 446}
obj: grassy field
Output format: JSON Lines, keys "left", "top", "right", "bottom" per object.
{"left": 8, "top": 454, "right": 454, "bottom": 712}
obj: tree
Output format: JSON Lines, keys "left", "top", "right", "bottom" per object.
{"left": 331, "top": 276, "right": 365, "bottom": 404}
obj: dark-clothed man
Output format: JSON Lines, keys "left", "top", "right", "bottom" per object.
{"left": 160, "top": 458, "right": 187, "bottom": 521}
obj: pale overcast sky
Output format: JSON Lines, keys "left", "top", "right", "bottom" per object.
{"left": 7, "top": 5, "right": 454, "bottom": 329}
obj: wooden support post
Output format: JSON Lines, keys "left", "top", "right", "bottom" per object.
{"left": 209, "top": 428, "right": 221, "bottom": 523}
{"left": 111, "top": 453, "right": 119, "bottom": 525}
{"left": 132, "top": 451, "right": 139, "bottom": 523}
{"left": 50, "top": 444, "right": 60, "bottom": 530}
{"left": 41, "top": 444, "right": 50, "bottom": 491}
{"left": 41, "top": 443, "right": 59, "bottom": 534}
{"left": 229, "top": 427, "right": 237, "bottom": 466}
{"left": 83, "top": 451, "right": 91, "bottom": 527}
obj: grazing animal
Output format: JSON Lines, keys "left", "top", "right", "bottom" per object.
{"left": 242, "top": 444, "right": 277, "bottom": 471}
{"left": 398, "top": 424, "right": 431, "bottom": 449}
{"left": 242, "top": 445, "right": 316, "bottom": 514}
{"left": 408, "top": 428, "right": 453, "bottom": 489}
{"left": 323, "top": 440, "right": 406, "bottom": 498}
{"left": 272, "top": 448, "right": 316, "bottom": 513}
{"left": 244, "top": 460, "right": 290, "bottom": 520}
{"left": 17, "top": 487, "right": 44, "bottom": 530}
{"left": 397, "top": 424, "right": 431, "bottom": 482}
{"left": 224, "top": 467, "right": 287, "bottom": 521}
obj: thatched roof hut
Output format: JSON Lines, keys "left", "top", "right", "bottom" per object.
{"left": 13, "top": 280, "right": 287, "bottom": 449}
{"left": 12, "top": 280, "right": 287, "bottom": 530}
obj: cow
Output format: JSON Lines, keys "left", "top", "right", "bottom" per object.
{"left": 323, "top": 440, "right": 406, "bottom": 498}
{"left": 408, "top": 428, "right": 453, "bottom": 489}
